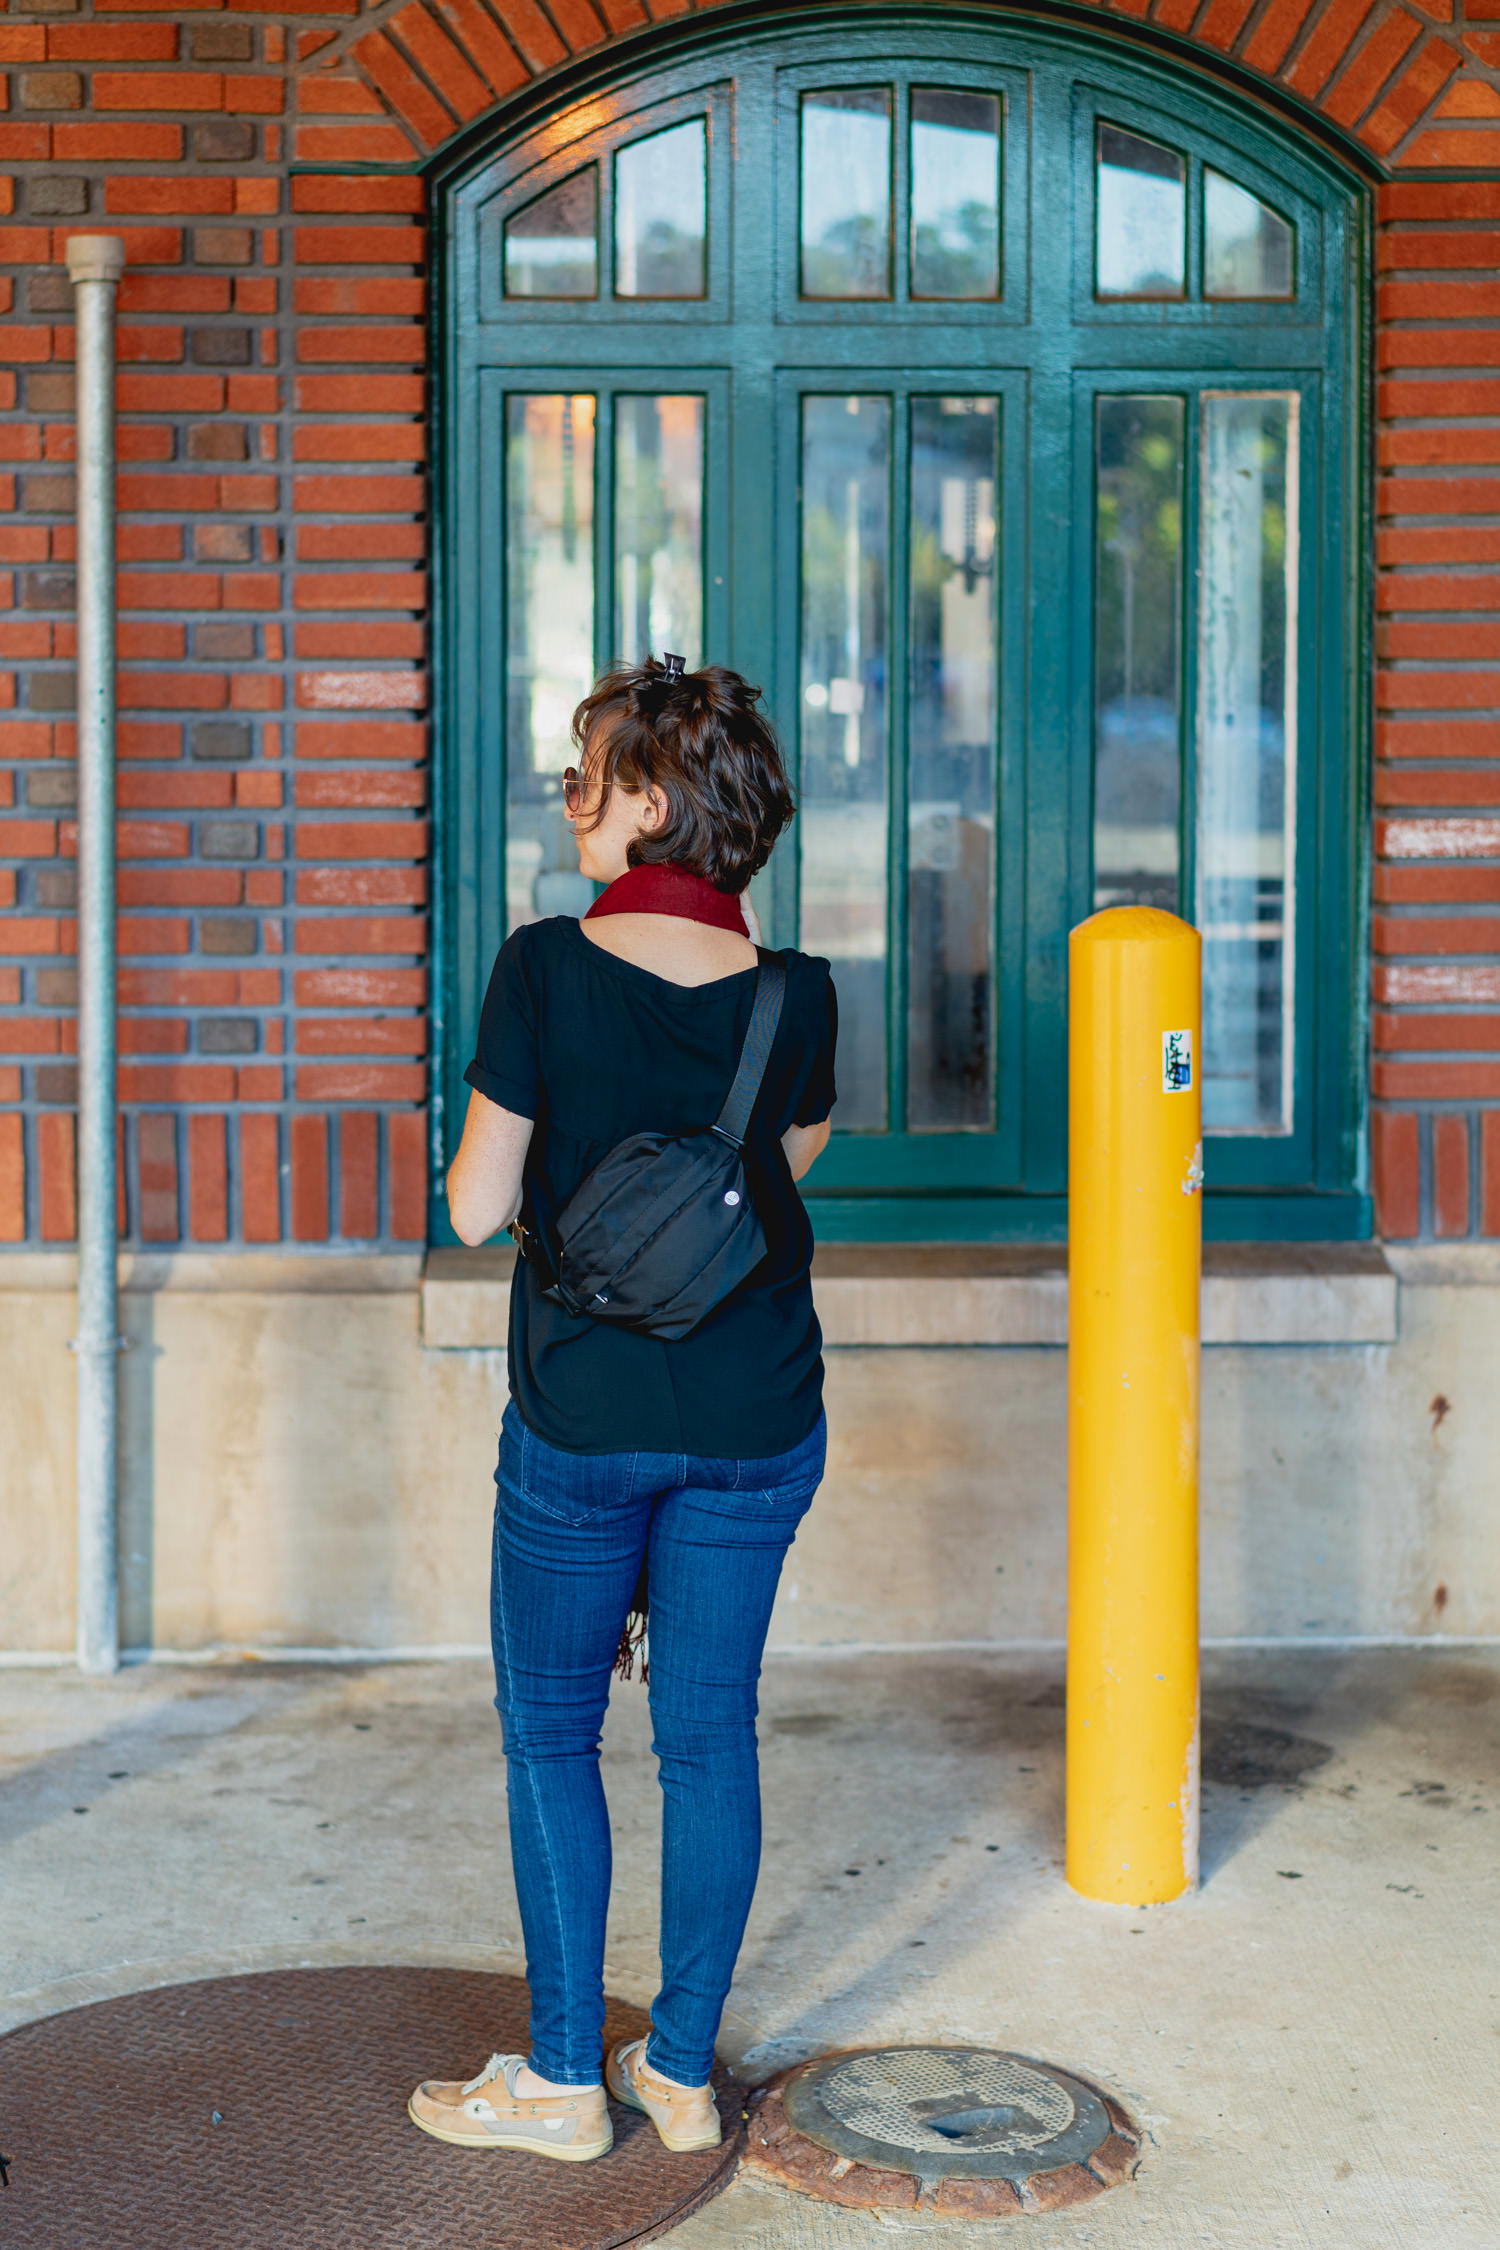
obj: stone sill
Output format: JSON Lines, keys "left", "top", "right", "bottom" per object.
{"left": 0, "top": 1252, "right": 423, "bottom": 1294}
{"left": 0, "top": 1241, "right": 1413, "bottom": 1347}
{"left": 418, "top": 1240, "right": 1401, "bottom": 1350}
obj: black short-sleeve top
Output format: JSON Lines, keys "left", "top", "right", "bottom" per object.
{"left": 462, "top": 914, "right": 839, "bottom": 1459}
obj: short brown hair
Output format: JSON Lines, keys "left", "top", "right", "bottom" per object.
{"left": 570, "top": 658, "right": 796, "bottom": 893}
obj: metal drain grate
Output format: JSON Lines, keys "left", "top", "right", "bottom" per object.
{"left": 0, "top": 1965, "right": 746, "bottom": 2249}
{"left": 745, "top": 2043, "right": 1143, "bottom": 2217}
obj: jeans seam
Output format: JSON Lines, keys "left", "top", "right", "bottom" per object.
{"left": 523, "top": 1491, "right": 610, "bottom": 1531}
{"left": 495, "top": 1456, "right": 580, "bottom": 2083}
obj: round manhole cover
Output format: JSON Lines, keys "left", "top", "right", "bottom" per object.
{"left": 744, "top": 2043, "right": 1142, "bottom": 2217}
{"left": 0, "top": 1966, "right": 747, "bottom": 2249}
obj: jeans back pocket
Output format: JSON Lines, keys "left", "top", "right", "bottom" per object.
{"left": 502, "top": 1411, "right": 639, "bottom": 1529}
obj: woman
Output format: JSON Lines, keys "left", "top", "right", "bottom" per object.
{"left": 408, "top": 657, "right": 838, "bottom": 2163}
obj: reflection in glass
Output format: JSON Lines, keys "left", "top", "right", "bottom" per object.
{"left": 1197, "top": 392, "right": 1297, "bottom": 1133}
{"left": 1096, "top": 123, "right": 1185, "bottom": 298}
{"left": 911, "top": 89, "right": 1001, "bottom": 300}
{"left": 1205, "top": 169, "right": 1294, "bottom": 299}
{"left": 1093, "top": 395, "right": 1184, "bottom": 918}
{"left": 615, "top": 119, "right": 707, "bottom": 299}
{"left": 908, "top": 398, "right": 999, "bottom": 1130}
{"left": 799, "top": 395, "right": 890, "bottom": 1128}
{"left": 615, "top": 395, "right": 704, "bottom": 667}
{"left": 506, "top": 395, "right": 596, "bottom": 930}
{"left": 504, "top": 168, "right": 598, "bottom": 299}
{"left": 800, "top": 89, "right": 892, "bottom": 300}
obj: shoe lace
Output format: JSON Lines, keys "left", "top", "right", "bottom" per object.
{"left": 461, "top": 2052, "right": 515, "bottom": 2097}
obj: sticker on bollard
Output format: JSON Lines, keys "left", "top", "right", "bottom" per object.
{"left": 743, "top": 2042, "right": 1142, "bottom": 2217}
{"left": 1162, "top": 1027, "right": 1193, "bottom": 1090}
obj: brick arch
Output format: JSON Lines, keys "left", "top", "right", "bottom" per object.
{"left": 289, "top": 0, "right": 1500, "bottom": 175}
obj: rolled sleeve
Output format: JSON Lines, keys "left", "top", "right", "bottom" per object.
{"left": 792, "top": 967, "right": 839, "bottom": 1127}
{"left": 463, "top": 925, "right": 540, "bottom": 1120}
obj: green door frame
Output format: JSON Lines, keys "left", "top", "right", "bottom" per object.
{"left": 428, "top": 10, "right": 1374, "bottom": 1248}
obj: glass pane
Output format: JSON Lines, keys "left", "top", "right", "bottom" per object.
{"left": 1093, "top": 395, "right": 1184, "bottom": 916}
{"left": 1205, "top": 169, "right": 1294, "bottom": 299}
{"left": 506, "top": 395, "right": 597, "bottom": 931}
{"left": 615, "top": 395, "right": 704, "bottom": 666}
{"left": 800, "top": 89, "right": 892, "bottom": 300}
{"left": 799, "top": 395, "right": 890, "bottom": 1129}
{"left": 911, "top": 88, "right": 1000, "bottom": 301}
{"left": 615, "top": 119, "right": 707, "bottom": 299}
{"left": 504, "top": 168, "right": 598, "bottom": 300}
{"left": 1197, "top": 393, "right": 1297, "bottom": 1134}
{"left": 1096, "top": 123, "right": 1185, "bottom": 299}
{"left": 908, "top": 397, "right": 999, "bottom": 1131}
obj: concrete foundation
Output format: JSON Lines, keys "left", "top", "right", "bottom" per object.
{"left": 1, "top": 1245, "right": 1497, "bottom": 1659}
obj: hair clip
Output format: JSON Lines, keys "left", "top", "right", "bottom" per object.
{"left": 660, "top": 651, "right": 686, "bottom": 678}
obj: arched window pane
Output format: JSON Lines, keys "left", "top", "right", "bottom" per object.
{"left": 801, "top": 89, "right": 892, "bottom": 300}
{"left": 615, "top": 395, "right": 704, "bottom": 665}
{"left": 1096, "top": 123, "right": 1185, "bottom": 299}
{"left": 506, "top": 395, "right": 596, "bottom": 929}
{"left": 615, "top": 120, "right": 707, "bottom": 299}
{"left": 1093, "top": 394, "right": 1184, "bottom": 916}
{"left": 799, "top": 395, "right": 891, "bottom": 1129}
{"left": 1205, "top": 169, "right": 1294, "bottom": 299}
{"left": 1197, "top": 392, "right": 1298, "bottom": 1134}
{"left": 908, "top": 397, "right": 999, "bottom": 1130}
{"left": 504, "top": 168, "right": 598, "bottom": 299}
{"left": 911, "top": 88, "right": 1001, "bottom": 300}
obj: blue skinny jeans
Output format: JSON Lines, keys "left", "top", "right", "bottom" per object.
{"left": 489, "top": 1393, "right": 827, "bottom": 2088}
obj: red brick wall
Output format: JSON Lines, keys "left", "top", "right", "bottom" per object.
{"left": 0, "top": 0, "right": 1497, "bottom": 1245}
{"left": 1375, "top": 173, "right": 1500, "bottom": 1239}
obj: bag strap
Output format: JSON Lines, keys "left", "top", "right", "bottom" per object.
{"left": 712, "top": 953, "right": 786, "bottom": 1149}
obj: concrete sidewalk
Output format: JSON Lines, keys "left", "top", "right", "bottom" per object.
{"left": 0, "top": 1643, "right": 1492, "bottom": 2246}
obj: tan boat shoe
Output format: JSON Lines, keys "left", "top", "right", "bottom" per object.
{"left": 605, "top": 2036, "right": 722, "bottom": 2152}
{"left": 408, "top": 2050, "right": 612, "bottom": 2161}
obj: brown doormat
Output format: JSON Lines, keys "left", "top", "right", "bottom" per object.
{"left": 0, "top": 1965, "right": 747, "bottom": 2248}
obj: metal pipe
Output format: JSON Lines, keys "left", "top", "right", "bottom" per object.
{"left": 1066, "top": 904, "right": 1203, "bottom": 1904}
{"left": 66, "top": 234, "right": 126, "bottom": 1677}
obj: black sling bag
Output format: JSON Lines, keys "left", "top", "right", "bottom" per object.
{"left": 509, "top": 953, "right": 787, "bottom": 1342}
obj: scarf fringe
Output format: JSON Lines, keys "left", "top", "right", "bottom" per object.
{"left": 614, "top": 1556, "right": 651, "bottom": 1684}
{"left": 612, "top": 1607, "right": 649, "bottom": 1684}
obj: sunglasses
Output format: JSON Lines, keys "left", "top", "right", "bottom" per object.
{"left": 564, "top": 765, "right": 637, "bottom": 815}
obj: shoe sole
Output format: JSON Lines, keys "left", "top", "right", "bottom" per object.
{"left": 605, "top": 2048, "right": 722, "bottom": 2152}
{"left": 407, "top": 2095, "right": 612, "bottom": 2160}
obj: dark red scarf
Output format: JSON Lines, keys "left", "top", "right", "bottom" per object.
{"left": 584, "top": 860, "right": 749, "bottom": 932}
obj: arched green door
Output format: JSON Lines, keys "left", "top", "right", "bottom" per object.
{"left": 436, "top": 16, "right": 1369, "bottom": 1243}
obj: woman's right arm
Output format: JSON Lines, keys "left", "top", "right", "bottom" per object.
{"left": 446, "top": 1087, "right": 535, "bottom": 1246}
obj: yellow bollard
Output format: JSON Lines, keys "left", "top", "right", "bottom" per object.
{"left": 1066, "top": 905, "right": 1202, "bottom": 1905}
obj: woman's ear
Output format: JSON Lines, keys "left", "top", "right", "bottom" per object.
{"left": 640, "top": 781, "right": 670, "bottom": 833}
